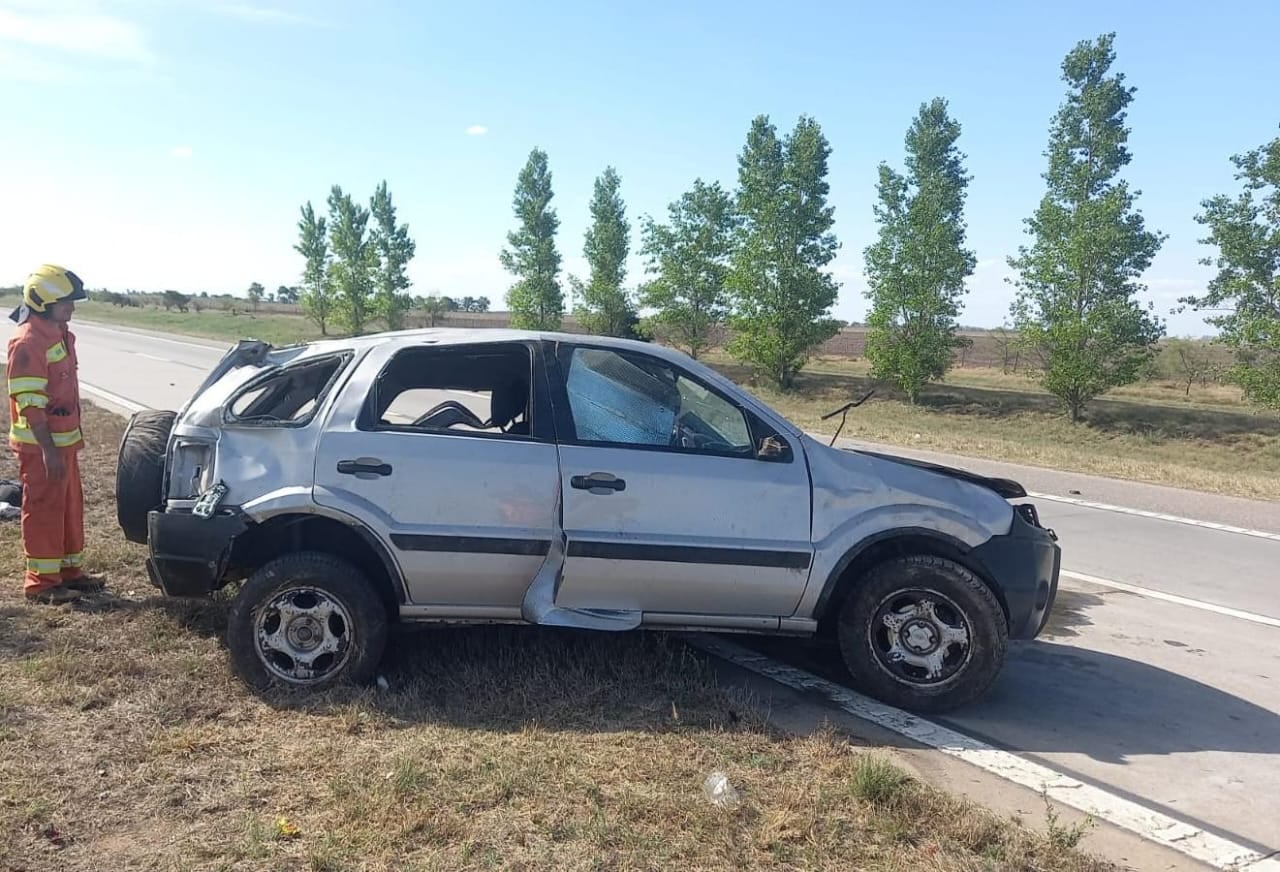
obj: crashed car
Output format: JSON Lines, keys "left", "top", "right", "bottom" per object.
{"left": 115, "top": 329, "right": 1060, "bottom": 713}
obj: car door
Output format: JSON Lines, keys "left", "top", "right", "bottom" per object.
{"left": 548, "top": 341, "right": 814, "bottom": 618}
{"left": 312, "top": 338, "right": 560, "bottom": 613}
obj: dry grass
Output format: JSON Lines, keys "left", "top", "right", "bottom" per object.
{"left": 708, "top": 355, "right": 1280, "bottom": 501}
{"left": 0, "top": 401, "right": 1114, "bottom": 871}
{"left": 789, "top": 355, "right": 1251, "bottom": 411}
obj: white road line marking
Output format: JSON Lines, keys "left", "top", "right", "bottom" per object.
{"left": 1029, "top": 491, "right": 1280, "bottom": 543}
{"left": 686, "top": 634, "right": 1279, "bottom": 871}
{"left": 80, "top": 382, "right": 148, "bottom": 414}
{"left": 130, "top": 351, "right": 171, "bottom": 363}
{"left": 1062, "top": 570, "right": 1280, "bottom": 629}
{"left": 76, "top": 321, "right": 229, "bottom": 352}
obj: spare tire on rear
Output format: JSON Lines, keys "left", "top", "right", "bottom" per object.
{"left": 116, "top": 409, "right": 177, "bottom": 544}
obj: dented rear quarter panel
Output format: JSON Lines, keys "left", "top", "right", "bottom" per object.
{"left": 167, "top": 342, "right": 368, "bottom": 515}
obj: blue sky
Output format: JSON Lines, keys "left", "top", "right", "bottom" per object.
{"left": 2, "top": 0, "right": 1277, "bottom": 336}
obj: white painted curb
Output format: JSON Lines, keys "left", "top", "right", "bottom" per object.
{"left": 686, "top": 634, "right": 1280, "bottom": 872}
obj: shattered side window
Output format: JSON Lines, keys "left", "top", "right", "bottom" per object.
{"left": 565, "top": 348, "right": 678, "bottom": 445}
{"left": 227, "top": 355, "right": 346, "bottom": 425}
{"left": 564, "top": 347, "right": 754, "bottom": 456}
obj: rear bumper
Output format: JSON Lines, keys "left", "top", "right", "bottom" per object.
{"left": 971, "top": 506, "right": 1061, "bottom": 640}
{"left": 146, "top": 508, "right": 248, "bottom": 598}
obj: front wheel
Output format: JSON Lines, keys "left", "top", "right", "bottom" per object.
{"left": 226, "top": 552, "right": 389, "bottom": 692}
{"left": 836, "top": 555, "right": 1007, "bottom": 714}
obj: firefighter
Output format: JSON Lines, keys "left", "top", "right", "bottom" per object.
{"left": 7, "top": 265, "right": 104, "bottom": 604}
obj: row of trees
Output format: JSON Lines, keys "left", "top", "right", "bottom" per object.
{"left": 277, "top": 31, "right": 1274, "bottom": 417}
{"left": 864, "top": 33, "right": 1278, "bottom": 416}
{"left": 245, "top": 283, "right": 300, "bottom": 306}
{"left": 294, "top": 182, "right": 416, "bottom": 336}
{"left": 493, "top": 32, "right": 1278, "bottom": 415}
{"left": 291, "top": 184, "right": 496, "bottom": 336}
{"left": 500, "top": 115, "right": 841, "bottom": 389}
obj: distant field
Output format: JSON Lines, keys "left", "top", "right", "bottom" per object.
{"left": 720, "top": 357, "right": 1280, "bottom": 502}
{"left": 71, "top": 300, "right": 332, "bottom": 346}
{"left": 69, "top": 301, "right": 1280, "bottom": 501}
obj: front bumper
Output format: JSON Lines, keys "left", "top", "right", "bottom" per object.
{"left": 971, "top": 505, "right": 1061, "bottom": 640}
{"left": 146, "top": 508, "right": 248, "bottom": 598}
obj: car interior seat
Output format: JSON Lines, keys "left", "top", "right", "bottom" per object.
{"left": 488, "top": 378, "right": 530, "bottom": 435}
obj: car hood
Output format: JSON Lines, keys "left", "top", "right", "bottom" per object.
{"left": 843, "top": 447, "right": 1027, "bottom": 499}
{"left": 803, "top": 434, "right": 1016, "bottom": 547}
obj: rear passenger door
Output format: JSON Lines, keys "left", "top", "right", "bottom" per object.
{"left": 548, "top": 342, "right": 814, "bottom": 619}
{"left": 312, "top": 339, "right": 561, "bottom": 614}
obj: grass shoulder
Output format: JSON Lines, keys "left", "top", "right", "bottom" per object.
{"left": 0, "top": 399, "right": 1115, "bottom": 871}
{"left": 74, "top": 300, "right": 328, "bottom": 346}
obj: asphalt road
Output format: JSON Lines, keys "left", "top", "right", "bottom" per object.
{"left": 15, "top": 319, "right": 1280, "bottom": 861}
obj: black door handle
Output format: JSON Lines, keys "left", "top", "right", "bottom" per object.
{"left": 337, "top": 458, "right": 393, "bottom": 477}
{"left": 571, "top": 473, "right": 626, "bottom": 492}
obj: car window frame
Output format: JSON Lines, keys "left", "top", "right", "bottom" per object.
{"left": 355, "top": 339, "right": 556, "bottom": 443}
{"left": 222, "top": 351, "right": 353, "bottom": 429}
{"left": 545, "top": 340, "right": 793, "bottom": 463}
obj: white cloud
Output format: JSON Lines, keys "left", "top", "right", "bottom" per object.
{"left": 171, "top": 145, "right": 194, "bottom": 159}
{"left": 466, "top": 125, "right": 489, "bottom": 136}
{"left": 0, "top": 7, "right": 152, "bottom": 63}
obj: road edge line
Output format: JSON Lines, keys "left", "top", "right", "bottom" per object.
{"left": 75, "top": 319, "right": 232, "bottom": 351}
{"left": 80, "top": 382, "right": 148, "bottom": 415}
{"left": 1028, "top": 491, "right": 1280, "bottom": 542}
{"left": 1061, "top": 570, "right": 1280, "bottom": 629}
{"left": 683, "top": 633, "right": 1273, "bottom": 872}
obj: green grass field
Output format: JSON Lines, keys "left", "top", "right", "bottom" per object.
{"left": 71, "top": 301, "right": 1280, "bottom": 501}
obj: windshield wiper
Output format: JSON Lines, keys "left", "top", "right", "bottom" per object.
{"left": 820, "top": 389, "right": 876, "bottom": 446}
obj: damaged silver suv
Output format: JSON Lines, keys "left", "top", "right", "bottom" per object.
{"left": 115, "top": 329, "right": 1060, "bottom": 713}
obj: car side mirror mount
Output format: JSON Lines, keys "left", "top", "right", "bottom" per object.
{"left": 757, "top": 435, "right": 788, "bottom": 461}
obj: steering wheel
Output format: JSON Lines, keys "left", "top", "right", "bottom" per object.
{"left": 671, "top": 413, "right": 734, "bottom": 453}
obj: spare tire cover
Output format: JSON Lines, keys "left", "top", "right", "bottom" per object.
{"left": 116, "top": 409, "right": 177, "bottom": 544}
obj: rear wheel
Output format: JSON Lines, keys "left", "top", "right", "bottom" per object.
{"left": 226, "top": 551, "right": 389, "bottom": 692}
{"left": 115, "top": 409, "right": 177, "bottom": 544}
{"left": 836, "top": 555, "right": 1006, "bottom": 714}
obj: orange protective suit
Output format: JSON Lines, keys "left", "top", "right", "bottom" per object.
{"left": 6, "top": 315, "right": 85, "bottom": 595}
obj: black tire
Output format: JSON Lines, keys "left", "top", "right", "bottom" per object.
{"left": 226, "top": 551, "right": 389, "bottom": 693}
{"left": 115, "top": 409, "right": 177, "bottom": 544}
{"left": 836, "top": 555, "right": 1007, "bottom": 714}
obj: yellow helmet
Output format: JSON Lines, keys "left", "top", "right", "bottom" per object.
{"left": 10, "top": 264, "right": 87, "bottom": 323}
